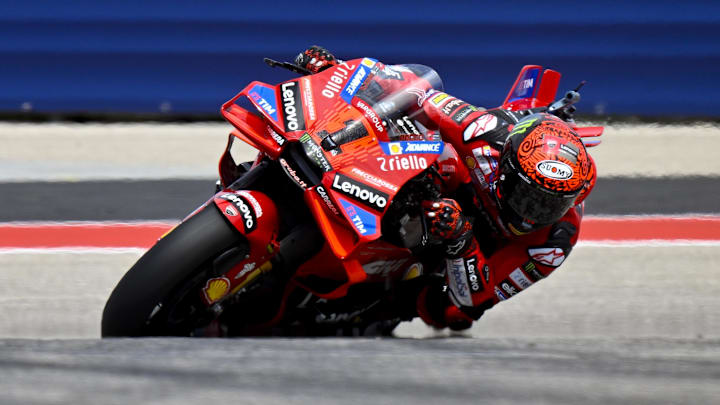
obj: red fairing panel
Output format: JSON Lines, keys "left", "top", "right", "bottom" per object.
{"left": 205, "top": 190, "right": 281, "bottom": 305}
{"left": 214, "top": 190, "right": 276, "bottom": 237}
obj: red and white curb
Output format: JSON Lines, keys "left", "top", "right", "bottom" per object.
{"left": 0, "top": 216, "right": 719, "bottom": 253}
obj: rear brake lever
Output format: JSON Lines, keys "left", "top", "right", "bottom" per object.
{"left": 263, "top": 58, "right": 312, "bottom": 76}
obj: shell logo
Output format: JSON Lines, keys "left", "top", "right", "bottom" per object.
{"left": 403, "top": 263, "right": 424, "bottom": 280}
{"left": 465, "top": 156, "right": 476, "bottom": 169}
{"left": 202, "top": 277, "right": 230, "bottom": 304}
{"left": 388, "top": 142, "right": 403, "bottom": 155}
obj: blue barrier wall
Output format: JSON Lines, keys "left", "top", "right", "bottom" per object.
{"left": 2, "top": 1, "right": 719, "bottom": 116}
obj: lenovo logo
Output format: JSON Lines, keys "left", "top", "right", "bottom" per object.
{"left": 331, "top": 173, "right": 389, "bottom": 211}
{"left": 281, "top": 81, "right": 305, "bottom": 132}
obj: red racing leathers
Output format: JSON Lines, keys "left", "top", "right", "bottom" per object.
{"left": 295, "top": 50, "right": 585, "bottom": 329}
{"left": 417, "top": 90, "right": 582, "bottom": 326}
{"left": 365, "top": 62, "right": 584, "bottom": 329}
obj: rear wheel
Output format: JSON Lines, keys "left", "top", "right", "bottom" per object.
{"left": 101, "top": 204, "right": 246, "bottom": 337}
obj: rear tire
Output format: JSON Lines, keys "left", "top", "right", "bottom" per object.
{"left": 101, "top": 204, "right": 244, "bottom": 337}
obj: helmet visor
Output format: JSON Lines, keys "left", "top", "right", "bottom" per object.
{"left": 497, "top": 169, "right": 577, "bottom": 230}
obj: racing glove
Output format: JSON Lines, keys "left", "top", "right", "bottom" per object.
{"left": 422, "top": 198, "right": 476, "bottom": 258}
{"left": 416, "top": 278, "right": 473, "bottom": 331}
{"left": 294, "top": 45, "right": 338, "bottom": 74}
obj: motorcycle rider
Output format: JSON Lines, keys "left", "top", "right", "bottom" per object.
{"left": 295, "top": 46, "right": 597, "bottom": 331}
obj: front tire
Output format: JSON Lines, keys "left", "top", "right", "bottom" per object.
{"left": 101, "top": 204, "right": 244, "bottom": 337}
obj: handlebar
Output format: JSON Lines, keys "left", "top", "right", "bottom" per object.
{"left": 547, "top": 81, "right": 586, "bottom": 121}
{"left": 320, "top": 120, "right": 369, "bottom": 151}
{"left": 263, "top": 57, "right": 312, "bottom": 76}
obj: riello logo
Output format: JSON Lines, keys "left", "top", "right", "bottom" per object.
{"left": 331, "top": 173, "right": 389, "bottom": 211}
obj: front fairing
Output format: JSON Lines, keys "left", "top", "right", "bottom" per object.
{"left": 292, "top": 59, "right": 445, "bottom": 241}
{"left": 224, "top": 57, "right": 448, "bottom": 251}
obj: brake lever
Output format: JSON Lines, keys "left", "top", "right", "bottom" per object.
{"left": 263, "top": 58, "right": 313, "bottom": 76}
{"left": 547, "top": 80, "right": 586, "bottom": 121}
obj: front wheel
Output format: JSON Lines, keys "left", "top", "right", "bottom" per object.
{"left": 101, "top": 204, "right": 245, "bottom": 337}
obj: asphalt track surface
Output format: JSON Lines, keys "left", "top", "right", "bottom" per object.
{"left": 1, "top": 123, "right": 720, "bottom": 404}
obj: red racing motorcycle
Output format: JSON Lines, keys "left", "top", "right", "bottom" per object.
{"left": 101, "top": 57, "right": 602, "bottom": 337}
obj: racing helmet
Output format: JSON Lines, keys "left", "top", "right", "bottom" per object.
{"left": 494, "top": 113, "right": 596, "bottom": 235}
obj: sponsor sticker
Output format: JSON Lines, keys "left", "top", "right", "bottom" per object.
{"left": 202, "top": 277, "right": 230, "bottom": 304}
{"left": 536, "top": 160, "right": 573, "bottom": 180}
{"left": 465, "top": 256, "right": 482, "bottom": 292}
{"left": 354, "top": 99, "right": 384, "bottom": 133}
{"left": 220, "top": 193, "right": 257, "bottom": 233}
{"left": 301, "top": 78, "right": 316, "bottom": 122}
{"left": 331, "top": 173, "right": 389, "bottom": 212}
{"left": 350, "top": 167, "right": 398, "bottom": 192}
{"left": 403, "top": 262, "right": 423, "bottom": 280}
{"left": 377, "top": 155, "right": 428, "bottom": 172}
{"left": 509, "top": 267, "right": 534, "bottom": 290}
{"left": 379, "top": 141, "right": 444, "bottom": 155}
{"left": 528, "top": 247, "right": 566, "bottom": 267}
{"left": 448, "top": 258, "right": 473, "bottom": 307}
{"left": 248, "top": 84, "right": 278, "bottom": 122}
{"left": 500, "top": 279, "right": 519, "bottom": 297}
{"left": 430, "top": 92, "right": 450, "bottom": 106}
{"left": 234, "top": 262, "right": 256, "bottom": 280}
{"left": 522, "top": 261, "right": 545, "bottom": 282}
{"left": 452, "top": 105, "right": 479, "bottom": 124}
{"left": 322, "top": 61, "right": 356, "bottom": 99}
{"left": 281, "top": 81, "right": 305, "bottom": 132}
{"left": 361, "top": 58, "right": 376, "bottom": 68}
{"left": 238, "top": 191, "right": 263, "bottom": 217}
{"left": 268, "top": 126, "right": 286, "bottom": 146}
{"left": 446, "top": 239, "right": 466, "bottom": 256}
{"left": 337, "top": 197, "right": 379, "bottom": 236}
{"left": 279, "top": 158, "right": 309, "bottom": 190}
{"left": 395, "top": 116, "right": 421, "bottom": 136}
{"left": 341, "top": 58, "right": 377, "bottom": 103}
{"left": 482, "top": 264, "right": 490, "bottom": 283}
{"left": 315, "top": 185, "right": 340, "bottom": 216}
{"left": 495, "top": 287, "right": 508, "bottom": 301}
{"left": 559, "top": 143, "right": 580, "bottom": 159}
{"left": 509, "top": 67, "right": 540, "bottom": 101}
{"left": 442, "top": 98, "right": 464, "bottom": 116}
{"left": 472, "top": 149, "right": 495, "bottom": 176}
{"left": 300, "top": 133, "right": 333, "bottom": 172}
{"left": 508, "top": 118, "right": 538, "bottom": 137}
{"left": 463, "top": 114, "right": 499, "bottom": 142}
